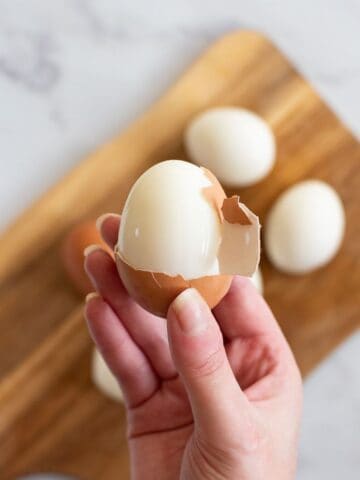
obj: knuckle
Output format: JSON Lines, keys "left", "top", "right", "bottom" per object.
{"left": 189, "top": 340, "right": 225, "bottom": 379}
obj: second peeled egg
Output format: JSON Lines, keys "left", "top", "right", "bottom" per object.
{"left": 185, "top": 107, "right": 276, "bottom": 187}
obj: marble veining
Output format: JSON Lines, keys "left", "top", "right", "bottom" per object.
{"left": 0, "top": 30, "right": 59, "bottom": 91}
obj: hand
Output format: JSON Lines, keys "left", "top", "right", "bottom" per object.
{"left": 84, "top": 214, "right": 302, "bottom": 480}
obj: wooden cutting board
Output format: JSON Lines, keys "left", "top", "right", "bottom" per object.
{"left": 0, "top": 30, "right": 359, "bottom": 479}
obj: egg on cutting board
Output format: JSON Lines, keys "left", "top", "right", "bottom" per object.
{"left": 92, "top": 348, "right": 123, "bottom": 403}
{"left": 185, "top": 107, "right": 276, "bottom": 187}
{"left": 265, "top": 180, "right": 345, "bottom": 274}
{"left": 115, "top": 160, "right": 261, "bottom": 317}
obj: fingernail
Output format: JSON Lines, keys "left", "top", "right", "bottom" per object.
{"left": 171, "top": 288, "right": 209, "bottom": 335}
{"left": 85, "top": 292, "right": 100, "bottom": 303}
{"left": 83, "top": 244, "right": 103, "bottom": 257}
{"left": 95, "top": 213, "right": 118, "bottom": 232}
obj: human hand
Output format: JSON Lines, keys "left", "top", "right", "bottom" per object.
{"left": 84, "top": 214, "right": 302, "bottom": 480}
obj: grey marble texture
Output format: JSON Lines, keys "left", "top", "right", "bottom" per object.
{"left": 298, "top": 331, "right": 360, "bottom": 480}
{"left": 0, "top": 1, "right": 359, "bottom": 478}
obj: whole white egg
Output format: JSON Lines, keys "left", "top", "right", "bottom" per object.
{"left": 265, "top": 180, "right": 345, "bottom": 274}
{"left": 185, "top": 107, "right": 275, "bottom": 187}
{"left": 92, "top": 348, "right": 123, "bottom": 403}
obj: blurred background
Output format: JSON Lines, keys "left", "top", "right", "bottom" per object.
{"left": 0, "top": 1, "right": 359, "bottom": 479}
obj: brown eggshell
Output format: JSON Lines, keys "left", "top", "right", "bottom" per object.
{"left": 61, "top": 220, "right": 110, "bottom": 295}
{"left": 115, "top": 249, "right": 232, "bottom": 317}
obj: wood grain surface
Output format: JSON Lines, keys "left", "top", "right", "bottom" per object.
{"left": 0, "top": 30, "right": 359, "bottom": 479}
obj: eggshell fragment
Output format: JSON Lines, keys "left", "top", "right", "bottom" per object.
{"left": 115, "top": 160, "right": 260, "bottom": 317}
{"left": 115, "top": 252, "right": 232, "bottom": 317}
{"left": 185, "top": 107, "right": 276, "bottom": 187}
{"left": 91, "top": 348, "right": 123, "bottom": 403}
{"left": 201, "top": 168, "right": 261, "bottom": 276}
{"left": 61, "top": 220, "right": 110, "bottom": 295}
{"left": 265, "top": 180, "right": 345, "bottom": 274}
{"left": 218, "top": 196, "right": 261, "bottom": 276}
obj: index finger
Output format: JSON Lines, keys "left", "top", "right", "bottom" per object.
{"left": 96, "top": 213, "right": 120, "bottom": 249}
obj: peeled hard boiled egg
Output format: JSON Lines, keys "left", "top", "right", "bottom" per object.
{"left": 115, "top": 160, "right": 260, "bottom": 316}
{"left": 185, "top": 107, "right": 276, "bottom": 187}
{"left": 92, "top": 348, "right": 123, "bottom": 403}
{"left": 265, "top": 180, "right": 345, "bottom": 274}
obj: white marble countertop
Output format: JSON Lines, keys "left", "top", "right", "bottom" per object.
{"left": 0, "top": 1, "right": 359, "bottom": 478}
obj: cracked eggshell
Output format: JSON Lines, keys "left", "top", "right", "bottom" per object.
{"left": 265, "top": 180, "right": 345, "bottom": 274}
{"left": 115, "top": 160, "right": 260, "bottom": 317}
{"left": 185, "top": 107, "right": 275, "bottom": 187}
{"left": 92, "top": 348, "right": 123, "bottom": 403}
{"left": 115, "top": 257, "right": 232, "bottom": 317}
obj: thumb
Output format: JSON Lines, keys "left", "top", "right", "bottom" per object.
{"left": 167, "top": 288, "right": 254, "bottom": 442}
